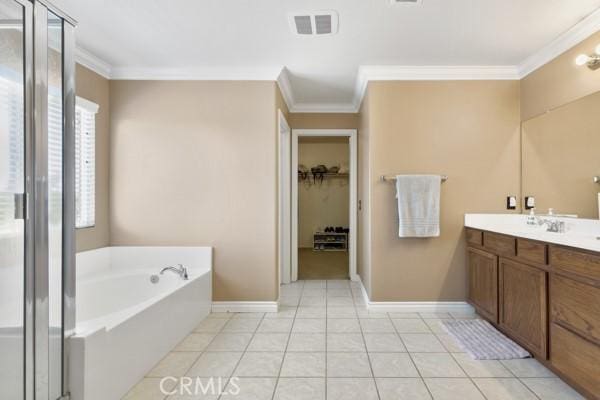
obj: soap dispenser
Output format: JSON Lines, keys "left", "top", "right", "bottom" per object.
{"left": 526, "top": 208, "right": 537, "bottom": 225}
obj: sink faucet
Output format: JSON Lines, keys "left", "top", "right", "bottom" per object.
{"left": 536, "top": 218, "right": 566, "bottom": 233}
{"left": 160, "top": 264, "right": 189, "bottom": 280}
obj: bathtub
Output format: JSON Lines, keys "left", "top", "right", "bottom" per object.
{"left": 69, "top": 246, "right": 212, "bottom": 400}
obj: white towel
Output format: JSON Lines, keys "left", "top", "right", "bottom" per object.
{"left": 395, "top": 175, "right": 441, "bottom": 237}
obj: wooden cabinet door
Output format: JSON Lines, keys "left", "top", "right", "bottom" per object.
{"left": 467, "top": 247, "right": 498, "bottom": 323}
{"left": 499, "top": 258, "right": 548, "bottom": 358}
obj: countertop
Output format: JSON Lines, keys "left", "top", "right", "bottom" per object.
{"left": 464, "top": 214, "right": 600, "bottom": 253}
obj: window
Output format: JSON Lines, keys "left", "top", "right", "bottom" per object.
{"left": 75, "top": 97, "right": 98, "bottom": 228}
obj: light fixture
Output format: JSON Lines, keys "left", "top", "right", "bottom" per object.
{"left": 575, "top": 44, "right": 600, "bottom": 70}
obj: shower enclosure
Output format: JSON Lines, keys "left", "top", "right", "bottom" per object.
{"left": 0, "top": 0, "right": 75, "bottom": 399}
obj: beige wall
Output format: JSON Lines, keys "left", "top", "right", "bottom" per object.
{"left": 521, "top": 31, "right": 600, "bottom": 121}
{"left": 358, "top": 92, "right": 372, "bottom": 297}
{"left": 288, "top": 113, "right": 359, "bottom": 129}
{"left": 75, "top": 64, "right": 110, "bottom": 252}
{"left": 363, "top": 81, "right": 521, "bottom": 302}
{"left": 298, "top": 138, "right": 350, "bottom": 247}
{"left": 109, "top": 80, "right": 279, "bottom": 301}
{"left": 522, "top": 90, "right": 600, "bottom": 219}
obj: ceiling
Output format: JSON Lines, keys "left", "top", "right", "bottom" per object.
{"left": 51, "top": 0, "right": 600, "bottom": 111}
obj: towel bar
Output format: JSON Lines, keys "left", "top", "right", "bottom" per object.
{"left": 380, "top": 174, "right": 448, "bottom": 182}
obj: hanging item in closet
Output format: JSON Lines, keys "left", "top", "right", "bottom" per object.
{"left": 311, "top": 165, "right": 328, "bottom": 184}
{"left": 298, "top": 164, "right": 309, "bottom": 181}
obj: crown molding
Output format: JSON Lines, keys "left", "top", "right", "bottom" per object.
{"left": 358, "top": 65, "right": 521, "bottom": 81}
{"left": 290, "top": 102, "right": 359, "bottom": 113}
{"left": 75, "top": 46, "right": 112, "bottom": 79}
{"left": 518, "top": 7, "right": 600, "bottom": 78}
{"left": 276, "top": 67, "right": 295, "bottom": 112}
{"left": 110, "top": 66, "right": 283, "bottom": 81}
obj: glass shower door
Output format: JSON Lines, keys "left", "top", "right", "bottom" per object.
{"left": 0, "top": 0, "right": 28, "bottom": 398}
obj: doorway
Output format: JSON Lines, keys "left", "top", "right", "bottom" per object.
{"left": 282, "top": 129, "right": 357, "bottom": 282}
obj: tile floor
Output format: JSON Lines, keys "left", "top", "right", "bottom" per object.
{"left": 124, "top": 280, "right": 584, "bottom": 400}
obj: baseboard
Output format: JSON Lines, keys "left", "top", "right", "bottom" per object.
{"left": 355, "top": 276, "right": 474, "bottom": 313}
{"left": 211, "top": 301, "right": 279, "bottom": 313}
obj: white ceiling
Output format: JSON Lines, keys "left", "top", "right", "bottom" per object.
{"left": 52, "top": 0, "right": 600, "bottom": 111}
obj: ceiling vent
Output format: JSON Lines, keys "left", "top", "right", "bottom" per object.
{"left": 289, "top": 11, "right": 339, "bottom": 36}
{"left": 390, "top": 0, "right": 423, "bottom": 4}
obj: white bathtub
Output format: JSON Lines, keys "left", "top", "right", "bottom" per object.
{"left": 69, "top": 246, "right": 212, "bottom": 400}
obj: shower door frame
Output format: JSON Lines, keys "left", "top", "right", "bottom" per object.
{"left": 12, "top": 0, "right": 77, "bottom": 398}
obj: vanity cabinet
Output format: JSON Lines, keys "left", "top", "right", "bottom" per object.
{"left": 467, "top": 248, "right": 498, "bottom": 323}
{"left": 498, "top": 258, "right": 547, "bottom": 359}
{"left": 465, "top": 228, "right": 600, "bottom": 399}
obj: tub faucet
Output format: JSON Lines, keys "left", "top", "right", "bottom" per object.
{"left": 160, "top": 264, "right": 189, "bottom": 280}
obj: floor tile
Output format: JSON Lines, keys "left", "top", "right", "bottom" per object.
{"left": 273, "top": 377, "right": 325, "bottom": 400}
{"left": 234, "top": 352, "right": 284, "bottom": 377}
{"left": 376, "top": 378, "right": 433, "bottom": 400}
{"left": 392, "top": 319, "right": 432, "bottom": 333}
{"left": 256, "top": 318, "right": 293, "bottom": 333}
{"left": 435, "top": 334, "right": 465, "bottom": 353}
{"left": 280, "top": 352, "right": 326, "bottom": 377}
{"left": 302, "top": 288, "right": 327, "bottom": 297}
{"left": 303, "top": 280, "right": 326, "bottom": 289}
{"left": 327, "top": 318, "right": 361, "bottom": 333}
{"left": 356, "top": 309, "right": 390, "bottom": 319}
{"left": 123, "top": 377, "right": 177, "bottom": 400}
{"left": 194, "top": 318, "right": 227, "bottom": 333}
{"left": 206, "top": 312, "right": 233, "bottom": 320}
{"left": 264, "top": 306, "right": 297, "bottom": 319}
{"left": 411, "top": 353, "right": 466, "bottom": 378}
{"left": 327, "top": 377, "right": 379, "bottom": 400}
{"left": 327, "top": 288, "right": 352, "bottom": 297}
{"left": 174, "top": 333, "right": 216, "bottom": 352}
{"left": 247, "top": 333, "right": 289, "bottom": 351}
{"left": 187, "top": 352, "right": 242, "bottom": 377}
{"left": 292, "top": 318, "right": 326, "bottom": 333}
{"left": 287, "top": 333, "right": 326, "bottom": 352}
{"left": 419, "top": 312, "right": 453, "bottom": 319}
{"left": 400, "top": 334, "right": 446, "bottom": 352}
{"left": 326, "top": 333, "right": 366, "bottom": 352}
{"left": 521, "top": 378, "right": 585, "bottom": 400}
{"left": 327, "top": 307, "right": 358, "bottom": 318}
{"left": 327, "top": 297, "right": 355, "bottom": 307}
{"left": 500, "top": 359, "right": 556, "bottom": 378}
{"left": 205, "top": 333, "right": 252, "bottom": 351}
{"left": 327, "top": 280, "right": 350, "bottom": 288}
{"left": 295, "top": 307, "right": 326, "bottom": 319}
{"left": 279, "top": 296, "right": 300, "bottom": 307}
{"left": 364, "top": 333, "right": 407, "bottom": 352}
{"left": 473, "top": 378, "right": 538, "bottom": 400}
{"left": 327, "top": 352, "right": 373, "bottom": 377}
{"left": 146, "top": 352, "right": 200, "bottom": 377}
{"left": 223, "top": 377, "right": 277, "bottom": 400}
{"left": 369, "top": 352, "right": 420, "bottom": 377}
{"left": 299, "top": 296, "right": 326, "bottom": 307}
{"left": 222, "top": 318, "right": 261, "bottom": 333}
{"left": 388, "top": 312, "right": 422, "bottom": 319}
{"left": 232, "top": 312, "right": 265, "bottom": 319}
{"left": 424, "top": 378, "right": 485, "bottom": 400}
{"left": 360, "top": 318, "right": 396, "bottom": 333}
{"left": 450, "top": 310, "right": 478, "bottom": 319}
{"left": 424, "top": 319, "right": 448, "bottom": 334}
{"left": 452, "top": 353, "right": 512, "bottom": 378}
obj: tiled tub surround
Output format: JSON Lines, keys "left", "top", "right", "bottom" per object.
{"left": 71, "top": 247, "right": 213, "bottom": 400}
{"left": 126, "top": 280, "right": 582, "bottom": 400}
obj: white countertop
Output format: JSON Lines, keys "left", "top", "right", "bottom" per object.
{"left": 464, "top": 214, "right": 600, "bottom": 253}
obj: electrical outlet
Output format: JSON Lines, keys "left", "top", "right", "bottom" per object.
{"left": 506, "top": 196, "right": 517, "bottom": 210}
{"left": 524, "top": 196, "right": 535, "bottom": 210}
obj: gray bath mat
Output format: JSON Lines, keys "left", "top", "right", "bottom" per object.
{"left": 441, "top": 319, "right": 530, "bottom": 360}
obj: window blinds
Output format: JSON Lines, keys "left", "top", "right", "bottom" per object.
{"left": 75, "top": 97, "right": 98, "bottom": 229}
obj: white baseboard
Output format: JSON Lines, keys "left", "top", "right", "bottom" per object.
{"left": 355, "top": 276, "right": 474, "bottom": 313}
{"left": 211, "top": 301, "right": 279, "bottom": 313}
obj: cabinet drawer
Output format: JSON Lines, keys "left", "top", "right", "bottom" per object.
{"left": 551, "top": 323, "right": 600, "bottom": 398}
{"left": 517, "top": 238, "right": 547, "bottom": 265}
{"left": 550, "top": 246, "right": 600, "bottom": 281}
{"left": 551, "top": 274, "right": 600, "bottom": 344}
{"left": 484, "top": 232, "right": 515, "bottom": 257}
{"left": 466, "top": 228, "right": 483, "bottom": 246}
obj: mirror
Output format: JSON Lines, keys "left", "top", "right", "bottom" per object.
{"left": 521, "top": 90, "right": 600, "bottom": 219}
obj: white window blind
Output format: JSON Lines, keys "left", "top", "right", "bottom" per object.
{"left": 75, "top": 97, "right": 98, "bottom": 229}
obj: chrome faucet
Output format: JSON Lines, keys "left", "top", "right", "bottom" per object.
{"left": 160, "top": 264, "right": 189, "bottom": 280}
{"left": 535, "top": 218, "right": 566, "bottom": 233}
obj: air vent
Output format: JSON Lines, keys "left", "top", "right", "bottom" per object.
{"left": 390, "top": 0, "right": 423, "bottom": 4}
{"left": 289, "top": 11, "right": 338, "bottom": 36}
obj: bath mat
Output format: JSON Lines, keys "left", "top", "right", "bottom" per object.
{"left": 441, "top": 319, "right": 530, "bottom": 360}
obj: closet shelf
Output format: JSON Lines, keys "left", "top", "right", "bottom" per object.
{"left": 298, "top": 172, "right": 349, "bottom": 178}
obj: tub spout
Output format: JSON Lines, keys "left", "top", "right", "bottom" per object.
{"left": 160, "top": 264, "right": 189, "bottom": 280}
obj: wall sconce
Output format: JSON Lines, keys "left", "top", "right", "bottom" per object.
{"left": 575, "top": 44, "right": 600, "bottom": 70}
